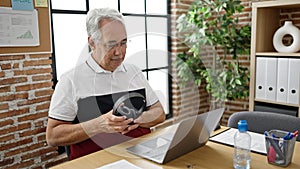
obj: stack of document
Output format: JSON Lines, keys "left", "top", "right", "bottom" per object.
{"left": 209, "top": 128, "right": 267, "bottom": 154}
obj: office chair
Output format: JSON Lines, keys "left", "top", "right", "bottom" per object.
{"left": 65, "top": 146, "right": 71, "bottom": 160}
{"left": 227, "top": 111, "right": 300, "bottom": 141}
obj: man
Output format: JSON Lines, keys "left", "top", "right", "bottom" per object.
{"left": 46, "top": 8, "right": 165, "bottom": 160}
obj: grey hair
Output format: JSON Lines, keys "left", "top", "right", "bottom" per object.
{"left": 86, "top": 8, "right": 125, "bottom": 42}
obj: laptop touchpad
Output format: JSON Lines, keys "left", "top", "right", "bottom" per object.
{"left": 141, "top": 137, "right": 169, "bottom": 148}
{"left": 127, "top": 144, "right": 152, "bottom": 154}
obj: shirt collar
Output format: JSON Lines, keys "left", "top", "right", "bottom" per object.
{"left": 86, "top": 53, "right": 127, "bottom": 73}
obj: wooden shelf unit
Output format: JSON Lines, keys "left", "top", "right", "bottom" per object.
{"left": 249, "top": 0, "right": 300, "bottom": 117}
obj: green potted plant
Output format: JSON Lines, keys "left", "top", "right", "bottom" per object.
{"left": 175, "top": 0, "right": 251, "bottom": 103}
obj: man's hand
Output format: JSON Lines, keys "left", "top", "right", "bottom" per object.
{"left": 132, "top": 102, "right": 165, "bottom": 128}
{"left": 46, "top": 109, "right": 136, "bottom": 147}
{"left": 97, "top": 110, "right": 141, "bottom": 135}
{"left": 121, "top": 123, "right": 140, "bottom": 135}
{"left": 97, "top": 110, "right": 134, "bottom": 133}
{"left": 82, "top": 110, "right": 134, "bottom": 136}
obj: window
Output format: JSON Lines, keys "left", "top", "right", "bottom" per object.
{"left": 50, "top": 0, "right": 171, "bottom": 117}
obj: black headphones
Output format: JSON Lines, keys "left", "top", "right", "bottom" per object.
{"left": 113, "top": 92, "right": 146, "bottom": 120}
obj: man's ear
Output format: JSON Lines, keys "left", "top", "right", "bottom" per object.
{"left": 88, "top": 37, "right": 95, "bottom": 50}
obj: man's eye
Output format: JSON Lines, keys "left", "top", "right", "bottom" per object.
{"left": 106, "top": 43, "right": 117, "bottom": 48}
{"left": 120, "top": 41, "right": 127, "bottom": 46}
{"left": 104, "top": 41, "right": 127, "bottom": 49}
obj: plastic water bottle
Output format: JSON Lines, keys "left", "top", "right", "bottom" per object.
{"left": 233, "top": 120, "right": 251, "bottom": 169}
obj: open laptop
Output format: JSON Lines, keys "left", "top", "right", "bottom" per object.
{"left": 126, "top": 108, "right": 225, "bottom": 164}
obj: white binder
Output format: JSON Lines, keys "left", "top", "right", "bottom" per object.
{"left": 265, "top": 57, "right": 278, "bottom": 101}
{"left": 276, "top": 58, "right": 289, "bottom": 103}
{"left": 287, "top": 58, "right": 300, "bottom": 105}
{"left": 255, "top": 57, "right": 267, "bottom": 100}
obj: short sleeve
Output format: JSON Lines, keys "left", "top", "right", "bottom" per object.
{"left": 48, "top": 73, "right": 77, "bottom": 122}
{"left": 130, "top": 65, "right": 159, "bottom": 107}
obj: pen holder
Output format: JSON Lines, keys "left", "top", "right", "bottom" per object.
{"left": 265, "top": 130, "right": 297, "bottom": 167}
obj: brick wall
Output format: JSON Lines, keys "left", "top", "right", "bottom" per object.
{"left": 0, "top": 0, "right": 298, "bottom": 168}
{"left": 0, "top": 54, "right": 66, "bottom": 168}
{"left": 170, "top": 0, "right": 209, "bottom": 121}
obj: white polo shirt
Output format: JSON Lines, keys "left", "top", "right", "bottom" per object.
{"left": 49, "top": 54, "right": 158, "bottom": 122}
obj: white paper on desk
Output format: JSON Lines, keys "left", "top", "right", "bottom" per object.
{"left": 96, "top": 160, "right": 142, "bottom": 169}
{"left": 209, "top": 128, "right": 266, "bottom": 154}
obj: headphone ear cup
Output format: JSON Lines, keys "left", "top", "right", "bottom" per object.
{"left": 128, "top": 108, "right": 137, "bottom": 119}
{"left": 116, "top": 106, "right": 130, "bottom": 116}
{"left": 117, "top": 106, "right": 138, "bottom": 119}
{"left": 112, "top": 92, "right": 146, "bottom": 120}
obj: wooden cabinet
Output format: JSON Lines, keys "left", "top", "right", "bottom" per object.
{"left": 249, "top": 0, "right": 300, "bottom": 117}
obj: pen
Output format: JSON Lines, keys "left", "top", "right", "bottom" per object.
{"left": 272, "top": 133, "right": 279, "bottom": 144}
{"left": 264, "top": 131, "right": 285, "bottom": 159}
{"left": 282, "top": 132, "right": 292, "bottom": 157}
{"left": 293, "top": 130, "right": 298, "bottom": 137}
{"left": 289, "top": 130, "right": 299, "bottom": 140}
{"left": 283, "top": 132, "right": 291, "bottom": 140}
{"left": 268, "top": 146, "right": 276, "bottom": 162}
{"left": 264, "top": 131, "right": 270, "bottom": 142}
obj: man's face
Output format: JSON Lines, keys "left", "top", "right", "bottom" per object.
{"left": 90, "top": 19, "right": 127, "bottom": 72}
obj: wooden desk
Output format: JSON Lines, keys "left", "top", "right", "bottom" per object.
{"left": 51, "top": 127, "right": 300, "bottom": 169}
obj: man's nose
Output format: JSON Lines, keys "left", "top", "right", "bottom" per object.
{"left": 114, "top": 44, "right": 123, "bottom": 54}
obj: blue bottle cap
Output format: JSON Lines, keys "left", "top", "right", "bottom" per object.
{"left": 238, "top": 120, "right": 248, "bottom": 132}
